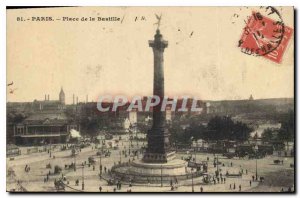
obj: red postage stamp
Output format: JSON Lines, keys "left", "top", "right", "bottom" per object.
{"left": 238, "top": 7, "right": 293, "bottom": 63}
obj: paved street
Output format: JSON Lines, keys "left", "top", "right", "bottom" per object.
{"left": 7, "top": 136, "right": 294, "bottom": 192}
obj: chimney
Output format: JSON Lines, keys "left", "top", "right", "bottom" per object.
{"left": 73, "top": 94, "right": 75, "bottom": 105}
{"left": 48, "top": 94, "right": 50, "bottom": 101}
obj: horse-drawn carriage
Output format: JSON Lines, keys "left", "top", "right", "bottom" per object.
{"left": 88, "top": 157, "right": 96, "bottom": 164}
{"left": 97, "top": 150, "right": 111, "bottom": 157}
{"left": 46, "top": 163, "right": 52, "bottom": 169}
{"left": 273, "top": 159, "right": 283, "bottom": 165}
{"left": 202, "top": 173, "right": 213, "bottom": 184}
{"left": 54, "top": 179, "right": 65, "bottom": 191}
{"left": 184, "top": 155, "right": 192, "bottom": 162}
{"left": 223, "top": 152, "right": 236, "bottom": 159}
{"left": 107, "top": 178, "right": 117, "bottom": 186}
{"left": 71, "top": 148, "right": 79, "bottom": 157}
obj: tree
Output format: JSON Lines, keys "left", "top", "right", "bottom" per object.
{"left": 80, "top": 117, "right": 99, "bottom": 137}
{"left": 7, "top": 112, "right": 27, "bottom": 123}
{"left": 169, "top": 121, "right": 191, "bottom": 147}
{"left": 261, "top": 128, "right": 274, "bottom": 143}
{"left": 187, "top": 122, "right": 206, "bottom": 140}
{"left": 206, "top": 116, "right": 251, "bottom": 142}
{"left": 277, "top": 110, "right": 294, "bottom": 150}
{"left": 232, "top": 121, "right": 252, "bottom": 141}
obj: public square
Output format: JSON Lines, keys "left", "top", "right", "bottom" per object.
{"left": 6, "top": 134, "right": 294, "bottom": 192}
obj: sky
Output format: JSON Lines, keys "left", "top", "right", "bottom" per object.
{"left": 7, "top": 7, "right": 294, "bottom": 104}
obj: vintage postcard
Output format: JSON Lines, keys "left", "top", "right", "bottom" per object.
{"left": 6, "top": 6, "right": 294, "bottom": 193}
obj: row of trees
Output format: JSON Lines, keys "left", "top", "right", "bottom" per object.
{"left": 261, "top": 110, "right": 294, "bottom": 144}
{"left": 169, "top": 115, "right": 253, "bottom": 145}
{"left": 205, "top": 116, "right": 252, "bottom": 141}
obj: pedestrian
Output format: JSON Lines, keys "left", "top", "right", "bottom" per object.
{"left": 217, "top": 177, "right": 220, "bottom": 183}
{"left": 239, "top": 184, "right": 241, "bottom": 192}
{"left": 233, "top": 183, "right": 236, "bottom": 190}
{"left": 200, "top": 186, "right": 203, "bottom": 192}
{"left": 246, "top": 169, "right": 248, "bottom": 174}
{"left": 231, "top": 162, "right": 233, "bottom": 167}
{"left": 93, "top": 165, "right": 95, "bottom": 171}
{"left": 170, "top": 179, "right": 173, "bottom": 187}
{"left": 229, "top": 184, "right": 231, "bottom": 189}
{"left": 252, "top": 175, "right": 255, "bottom": 181}
{"left": 224, "top": 178, "right": 226, "bottom": 183}
{"left": 250, "top": 180, "right": 252, "bottom": 186}
{"left": 113, "top": 187, "right": 116, "bottom": 192}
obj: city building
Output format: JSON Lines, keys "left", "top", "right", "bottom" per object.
{"left": 13, "top": 87, "right": 80, "bottom": 145}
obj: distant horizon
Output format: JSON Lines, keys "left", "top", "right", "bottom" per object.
{"left": 6, "top": 94, "right": 294, "bottom": 105}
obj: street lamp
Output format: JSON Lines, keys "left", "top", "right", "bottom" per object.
{"left": 194, "top": 147, "right": 197, "bottom": 163}
{"left": 161, "top": 165, "right": 163, "bottom": 187}
{"left": 136, "top": 129, "right": 139, "bottom": 147}
{"left": 216, "top": 155, "right": 219, "bottom": 173}
{"left": 254, "top": 145, "right": 259, "bottom": 181}
{"left": 191, "top": 168, "right": 194, "bottom": 192}
{"left": 191, "top": 136, "right": 196, "bottom": 162}
{"left": 99, "top": 148, "right": 102, "bottom": 179}
{"left": 82, "top": 165, "right": 85, "bottom": 190}
{"left": 73, "top": 146, "right": 77, "bottom": 172}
